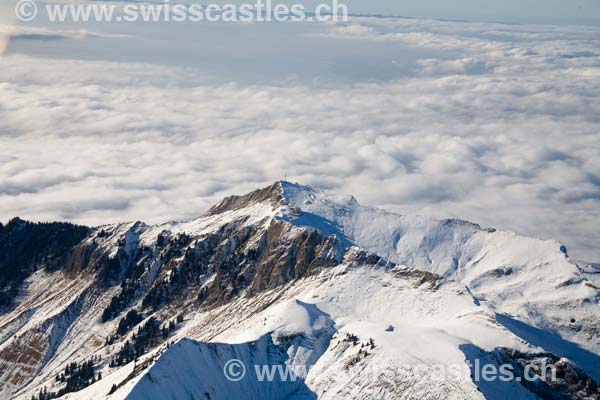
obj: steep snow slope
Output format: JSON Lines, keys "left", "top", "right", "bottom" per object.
{"left": 74, "top": 261, "right": 545, "bottom": 400}
{"left": 276, "top": 182, "right": 599, "bottom": 356}
{"left": 124, "top": 299, "right": 334, "bottom": 400}
{"left": 0, "top": 270, "right": 99, "bottom": 395}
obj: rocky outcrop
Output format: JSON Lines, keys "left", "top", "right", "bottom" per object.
{"left": 143, "top": 218, "right": 344, "bottom": 311}
{"left": 496, "top": 348, "right": 600, "bottom": 399}
{"left": 205, "top": 182, "right": 284, "bottom": 216}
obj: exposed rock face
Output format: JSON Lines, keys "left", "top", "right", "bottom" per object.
{"left": 141, "top": 218, "right": 344, "bottom": 312}
{"left": 496, "top": 348, "right": 600, "bottom": 400}
{"left": 205, "top": 182, "right": 284, "bottom": 216}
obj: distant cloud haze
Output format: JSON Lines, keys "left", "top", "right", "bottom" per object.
{"left": 0, "top": 17, "right": 599, "bottom": 261}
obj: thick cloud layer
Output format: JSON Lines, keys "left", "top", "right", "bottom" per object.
{"left": 0, "top": 17, "right": 599, "bottom": 260}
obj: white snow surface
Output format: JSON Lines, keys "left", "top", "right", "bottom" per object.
{"left": 276, "top": 182, "right": 599, "bottom": 354}
{"left": 4, "top": 181, "right": 599, "bottom": 400}
{"left": 71, "top": 264, "right": 542, "bottom": 400}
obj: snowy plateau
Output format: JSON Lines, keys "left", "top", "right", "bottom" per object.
{"left": 0, "top": 181, "right": 598, "bottom": 400}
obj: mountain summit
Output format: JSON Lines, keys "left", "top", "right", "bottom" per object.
{"left": 0, "top": 182, "right": 598, "bottom": 399}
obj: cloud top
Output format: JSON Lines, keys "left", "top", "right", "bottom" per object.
{"left": 1, "top": 17, "right": 599, "bottom": 261}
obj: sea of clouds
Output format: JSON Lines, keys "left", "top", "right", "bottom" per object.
{"left": 0, "top": 14, "right": 599, "bottom": 260}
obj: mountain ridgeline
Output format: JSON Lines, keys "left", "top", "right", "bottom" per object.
{"left": 0, "top": 182, "right": 598, "bottom": 400}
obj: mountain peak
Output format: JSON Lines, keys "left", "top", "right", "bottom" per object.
{"left": 203, "top": 181, "right": 322, "bottom": 217}
{"left": 280, "top": 181, "right": 360, "bottom": 210}
{"left": 204, "top": 181, "right": 286, "bottom": 216}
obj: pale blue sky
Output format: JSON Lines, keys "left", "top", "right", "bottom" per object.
{"left": 309, "top": 0, "right": 600, "bottom": 25}
{"left": 1, "top": 1, "right": 600, "bottom": 25}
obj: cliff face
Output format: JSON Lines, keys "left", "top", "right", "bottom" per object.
{"left": 0, "top": 218, "right": 91, "bottom": 307}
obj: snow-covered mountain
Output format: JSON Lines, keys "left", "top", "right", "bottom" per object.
{"left": 0, "top": 181, "right": 598, "bottom": 400}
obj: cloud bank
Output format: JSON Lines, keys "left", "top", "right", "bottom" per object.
{"left": 0, "top": 16, "right": 599, "bottom": 260}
